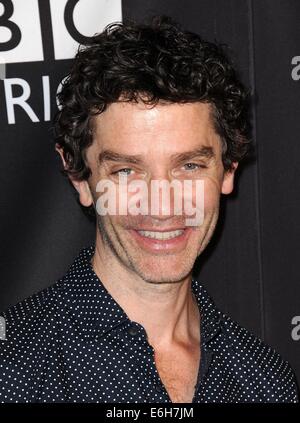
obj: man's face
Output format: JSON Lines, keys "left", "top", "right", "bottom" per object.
{"left": 71, "top": 101, "right": 237, "bottom": 284}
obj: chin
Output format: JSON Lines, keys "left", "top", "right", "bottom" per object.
{"left": 135, "top": 263, "right": 192, "bottom": 285}
{"left": 126, "top": 249, "right": 195, "bottom": 283}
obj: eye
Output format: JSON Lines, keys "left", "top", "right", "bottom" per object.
{"left": 183, "top": 163, "right": 207, "bottom": 171}
{"left": 111, "top": 168, "right": 134, "bottom": 176}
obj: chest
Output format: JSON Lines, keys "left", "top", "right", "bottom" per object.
{"left": 154, "top": 346, "right": 200, "bottom": 403}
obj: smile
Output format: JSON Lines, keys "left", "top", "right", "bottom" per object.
{"left": 129, "top": 227, "right": 192, "bottom": 252}
{"left": 137, "top": 229, "right": 184, "bottom": 240}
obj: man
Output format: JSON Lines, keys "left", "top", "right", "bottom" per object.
{"left": 0, "top": 16, "right": 298, "bottom": 403}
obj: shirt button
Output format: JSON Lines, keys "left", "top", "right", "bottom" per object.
{"left": 128, "top": 326, "right": 139, "bottom": 337}
{"left": 154, "top": 384, "right": 163, "bottom": 393}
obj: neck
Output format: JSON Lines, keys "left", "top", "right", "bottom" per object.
{"left": 91, "top": 234, "right": 200, "bottom": 349}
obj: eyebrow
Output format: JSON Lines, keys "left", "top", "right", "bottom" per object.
{"left": 97, "top": 146, "right": 216, "bottom": 166}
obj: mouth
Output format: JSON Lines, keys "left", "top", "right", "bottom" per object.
{"left": 129, "top": 227, "right": 192, "bottom": 252}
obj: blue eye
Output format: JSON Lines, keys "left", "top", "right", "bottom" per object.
{"left": 183, "top": 163, "right": 206, "bottom": 171}
{"left": 112, "top": 168, "right": 133, "bottom": 176}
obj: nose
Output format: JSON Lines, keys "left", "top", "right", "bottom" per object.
{"left": 147, "top": 177, "right": 182, "bottom": 219}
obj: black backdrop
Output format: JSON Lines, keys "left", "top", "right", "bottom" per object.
{"left": 0, "top": 0, "right": 299, "bottom": 388}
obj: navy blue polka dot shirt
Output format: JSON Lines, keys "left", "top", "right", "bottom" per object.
{"left": 0, "top": 245, "right": 298, "bottom": 403}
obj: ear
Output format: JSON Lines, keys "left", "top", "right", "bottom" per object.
{"left": 221, "top": 162, "right": 239, "bottom": 195}
{"left": 55, "top": 143, "right": 93, "bottom": 207}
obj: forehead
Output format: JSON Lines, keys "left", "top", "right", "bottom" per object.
{"left": 90, "top": 100, "right": 221, "bottom": 156}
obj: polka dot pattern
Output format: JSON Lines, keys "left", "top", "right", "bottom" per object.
{"left": 0, "top": 244, "right": 298, "bottom": 403}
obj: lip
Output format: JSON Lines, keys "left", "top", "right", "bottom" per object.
{"left": 132, "top": 228, "right": 186, "bottom": 232}
{"left": 129, "top": 227, "right": 193, "bottom": 252}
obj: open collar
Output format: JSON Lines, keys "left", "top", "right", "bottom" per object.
{"left": 60, "top": 244, "right": 223, "bottom": 345}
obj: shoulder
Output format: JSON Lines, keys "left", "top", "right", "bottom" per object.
{"left": 1, "top": 279, "right": 64, "bottom": 337}
{"left": 0, "top": 280, "right": 66, "bottom": 402}
{"left": 194, "top": 280, "right": 299, "bottom": 402}
{"left": 218, "top": 312, "right": 299, "bottom": 403}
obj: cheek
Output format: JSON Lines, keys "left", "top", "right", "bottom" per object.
{"left": 201, "top": 176, "right": 222, "bottom": 213}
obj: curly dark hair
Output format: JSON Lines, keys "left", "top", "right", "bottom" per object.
{"left": 54, "top": 15, "right": 252, "bottom": 185}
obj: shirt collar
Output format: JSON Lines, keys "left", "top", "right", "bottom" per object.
{"left": 59, "top": 244, "right": 222, "bottom": 345}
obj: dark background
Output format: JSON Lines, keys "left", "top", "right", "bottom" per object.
{"left": 0, "top": 1, "right": 299, "bottom": 387}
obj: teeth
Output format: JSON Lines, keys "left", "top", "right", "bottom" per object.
{"left": 137, "top": 229, "right": 184, "bottom": 240}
